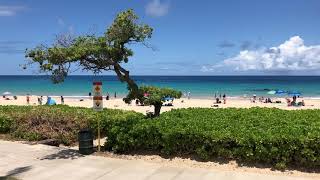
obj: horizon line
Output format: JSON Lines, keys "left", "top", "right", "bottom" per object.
{"left": 1, "top": 75, "right": 320, "bottom": 77}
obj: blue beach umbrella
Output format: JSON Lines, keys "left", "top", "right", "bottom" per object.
{"left": 275, "top": 90, "right": 287, "bottom": 95}
{"left": 288, "top": 91, "right": 302, "bottom": 97}
{"left": 273, "top": 90, "right": 287, "bottom": 98}
{"left": 163, "top": 97, "right": 174, "bottom": 101}
{"left": 46, "top": 97, "right": 56, "bottom": 105}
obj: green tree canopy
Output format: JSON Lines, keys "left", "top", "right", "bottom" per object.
{"left": 125, "top": 86, "right": 182, "bottom": 116}
{"left": 25, "top": 9, "right": 153, "bottom": 94}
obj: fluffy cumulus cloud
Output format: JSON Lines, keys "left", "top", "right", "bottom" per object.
{"left": 0, "top": 5, "right": 25, "bottom": 16}
{"left": 145, "top": 0, "right": 169, "bottom": 17}
{"left": 203, "top": 36, "right": 320, "bottom": 74}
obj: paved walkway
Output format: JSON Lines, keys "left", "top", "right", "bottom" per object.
{"left": 0, "top": 141, "right": 317, "bottom": 180}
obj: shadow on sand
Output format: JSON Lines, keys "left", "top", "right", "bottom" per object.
{"left": 0, "top": 166, "right": 32, "bottom": 180}
{"left": 40, "top": 149, "right": 84, "bottom": 160}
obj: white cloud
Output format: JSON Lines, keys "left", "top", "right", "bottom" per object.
{"left": 57, "top": 17, "right": 65, "bottom": 26}
{"left": 203, "top": 36, "right": 320, "bottom": 74}
{"left": 0, "top": 5, "right": 25, "bottom": 16}
{"left": 145, "top": 0, "right": 169, "bottom": 17}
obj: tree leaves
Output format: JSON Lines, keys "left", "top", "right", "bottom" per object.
{"left": 25, "top": 9, "right": 153, "bottom": 90}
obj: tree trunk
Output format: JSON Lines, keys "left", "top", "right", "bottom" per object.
{"left": 154, "top": 103, "right": 162, "bottom": 117}
{"left": 114, "top": 63, "right": 138, "bottom": 91}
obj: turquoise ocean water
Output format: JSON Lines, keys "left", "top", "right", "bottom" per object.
{"left": 0, "top": 76, "right": 320, "bottom": 98}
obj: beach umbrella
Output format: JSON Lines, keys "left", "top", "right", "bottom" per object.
{"left": 163, "top": 97, "right": 174, "bottom": 101}
{"left": 275, "top": 90, "right": 287, "bottom": 95}
{"left": 2, "top": 92, "right": 11, "bottom": 96}
{"left": 288, "top": 91, "right": 302, "bottom": 97}
{"left": 267, "top": 90, "right": 276, "bottom": 95}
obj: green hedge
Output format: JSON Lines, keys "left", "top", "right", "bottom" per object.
{"left": 0, "top": 105, "right": 143, "bottom": 145}
{"left": 105, "top": 107, "right": 320, "bottom": 169}
{"left": 1, "top": 105, "right": 320, "bottom": 169}
{"left": 0, "top": 114, "right": 12, "bottom": 133}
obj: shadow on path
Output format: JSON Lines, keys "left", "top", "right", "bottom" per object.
{"left": 0, "top": 166, "right": 32, "bottom": 180}
{"left": 40, "top": 149, "right": 84, "bottom": 160}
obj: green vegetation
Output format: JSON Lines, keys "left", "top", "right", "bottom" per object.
{"left": 1, "top": 106, "right": 319, "bottom": 169}
{"left": 0, "top": 105, "right": 143, "bottom": 145}
{"left": 25, "top": 9, "right": 153, "bottom": 102}
{"left": 105, "top": 107, "right": 320, "bottom": 169}
{"left": 124, "top": 86, "right": 182, "bottom": 117}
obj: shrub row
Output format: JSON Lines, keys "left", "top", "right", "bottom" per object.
{"left": 0, "top": 105, "right": 143, "bottom": 145}
{"left": 1, "top": 105, "right": 320, "bottom": 169}
{"left": 105, "top": 107, "right": 320, "bottom": 169}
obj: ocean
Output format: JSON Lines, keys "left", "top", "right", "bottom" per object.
{"left": 0, "top": 76, "right": 320, "bottom": 98}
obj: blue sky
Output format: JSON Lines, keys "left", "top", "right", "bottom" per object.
{"left": 1, "top": 0, "right": 320, "bottom": 75}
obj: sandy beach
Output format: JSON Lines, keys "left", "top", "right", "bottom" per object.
{"left": 1, "top": 95, "right": 319, "bottom": 114}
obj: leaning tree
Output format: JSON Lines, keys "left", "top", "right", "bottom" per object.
{"left": 25, "top": 9, "right": 181, "bottom": 116}
{"left": 25, "top": 9, "right": 152, "bottom": 96}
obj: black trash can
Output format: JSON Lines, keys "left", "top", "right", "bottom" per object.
{"left": 78, "top": 128, "right": 94, "bottom": 155}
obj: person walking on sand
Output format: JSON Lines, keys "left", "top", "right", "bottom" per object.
{"left": 223, "top": 94, "right": 226, "bottom": 104}
{"left": 37, "top": 97, "right": 41, "bottom": 105}
{"left": 40, "top": 96, "right": 43, "bottom": 105}
{"left": 60, "top": 96, "right": 64, "bottom": 104}
{"left": 26, "top": 95, "right": 30, "bottom": 105}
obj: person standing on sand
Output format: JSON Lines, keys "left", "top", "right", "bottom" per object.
{"left": 223, "top": 94, "right": 226, "bottom": 104}
{"left": 40, "top": 96, "right": 43, "bottom": 105}
{"left": 26, "top": 95, "right": 30, "bottom": 105}
{"left": 187, "top": 91, "right": 191, "bottom": 99}
{"left": 114, "top": 92, "right": 117, "bottom": 99}
{"left": 293, "top": 95, "right": 297, "bottom": 103}
{"left": 106, "top": 92, "right": 110, "bottom": 100}
{"left": 61, "top": 96, "right": 64, "bottom": 104}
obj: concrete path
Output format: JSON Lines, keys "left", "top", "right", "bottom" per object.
{"left": 0, "top": 141, "right": 317, "bottom": 180}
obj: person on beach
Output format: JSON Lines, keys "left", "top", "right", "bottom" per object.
{"left": 106, "top": 93, "right": 110, "bottom": 100}
{"left": 60, "top": 96, "right": 64, "bottom": 104}
{"left": 293, "top": 95, "right": 297, "bottom": 103}
{"left": 114, "top": 92, "right": 117, "bottom": 99}
{"left": 37, "top": 97, "right": 41, "bottom": 105}
{"left": 215, "top": 97, "right": 221, "bottom": 104}
{"left": 26, "top": 95, "right": 30, "bottom": 105}
{"left": 187, "top": 91, "right": 191, "bottom": 99}
{"left": 252, "top": 94, "right": 257, "bottom": 103}
{"left": 40, "top": 96, "right": 43, "bottom": 105}
{"left": 223, "top": 94, "right": 226, "bottom": 104}
{"left": 89, "top": 92, "right": 92, "bottom": 97}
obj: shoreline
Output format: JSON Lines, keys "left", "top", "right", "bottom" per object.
{"left": 4, "top": 94, "right": 320, "bottom": 100}
{"left": 1, "top": 95, "right": 320, "bottom": 114}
